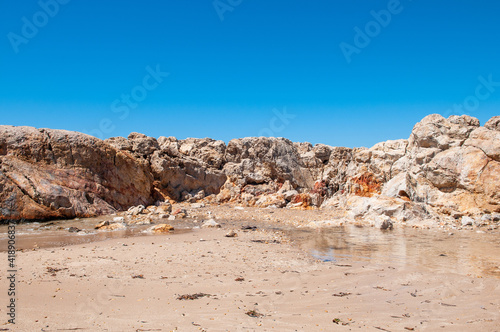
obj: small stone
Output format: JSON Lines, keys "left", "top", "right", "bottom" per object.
{"left": 157, "top": 202, "right": 172, "bottom": 214}
{"left": 94, "top": 220, "right": 110, "bottom": 229}
{"left": 191, "top": 203, "right": 205, "bottom": 209}
{"left": 168, "top": 215, "right": 176, "bottom": 221}
{"left": 282, "top": 190, "right": 299, "bottom": 201}
{"left": 149, "top": 224, "right": 174, "bottom": 233}
{"left": 97, "top": 223, "right": 126, "bottom": 231}
{"left": 194, "top": 190, "right": 206, "bottom": 200}
{"left": 126, "top": 205, "right": 145, "bottom": 216}
{"left": 159, "top": 213, "right": 170, "bottom": 219}
{"left": 113, "top": 217, "right": 125, "bottom": 222}
{"left": 461, "top": 216, "right": 474, "bottom": 226}
{"left": 225, "top": 230, "right": 237, "bottom": 238}
{"left": 374, "top": 217, "right": 393, "bottom": 230}
{"left": 172, "top": 208, "right": 187, "bottom": 218}
{"left": 481, "top": 214, "right": 492, "bottom": 222}
{"left": 380, "top": 220, "right": 393, "bottom": 230}
{"left": 68, "top": 227, "right": 81, "bottom": 233}
{"left": 202, "top": 219, "right": 221, "bottom": 228}
{"left": 128, "top": 218, "right": 151, "bottom": 225}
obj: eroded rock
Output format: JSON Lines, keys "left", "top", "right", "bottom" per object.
{"left": 1, "top": 113, "right": 499, "bottom": 227}
{"left": 149, "top": 224, "right": 174, "bottom": 233}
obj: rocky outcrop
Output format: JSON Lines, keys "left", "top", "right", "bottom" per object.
{"left": 0, "top": 126, "right": 153, "bottom": 221}
{"left": 1, "top": 114, "right": 499, "bottom": 226}
{"left": 403, "top": 115, "right": 499, "bottom": 219}
{"left": 107, "top": 134, "right": 227, "bottom": 202}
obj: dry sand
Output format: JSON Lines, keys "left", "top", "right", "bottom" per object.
{"left": 1, "top": 209, "right": 500, "bottom": 331}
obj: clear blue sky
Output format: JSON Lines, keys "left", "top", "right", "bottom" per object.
{"left": 1, "top": 0, "right": 499, "bottom": 147}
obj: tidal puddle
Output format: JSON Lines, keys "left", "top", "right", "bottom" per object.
{"left": 2, "top": 216, "right": 500, "bottom": 279}
{"left": 288, "top": 225, "right": 500, "bottom": 278}
{"left": 0, "top": 216, "right": 192, "bottom": 251}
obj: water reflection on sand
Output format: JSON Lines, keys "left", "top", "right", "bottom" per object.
{"left": 2, "top": 217, "right": 499, "bottom": 279}
{"left": 290, "top": 225, "right": 500, "bottom": 278}
{"left": 0, "top": 216, "right": 191, "bottom": 250}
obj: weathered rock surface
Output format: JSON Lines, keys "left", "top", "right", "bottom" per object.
{"left": 1, "top": 114, "right": 499, "bottom": 227}
{"left": 94, "top": 220, "right": 126, "bottom": 231}
{"left": 149, "top": 223, "right": 174, "bottom": 233}
{"left": 0, "top": 126, "right": 153, "bottom": 221}
{"left": 201, "top": 219, "right": 221, "bottom": 228}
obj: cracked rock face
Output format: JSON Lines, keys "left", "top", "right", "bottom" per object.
{"left": 0, "top": 126, "right": 154, "bottom": 221}
{"left": 400, "top": 115, "right": 500, "bottom": 219}
{"left": 0, "top": 113, "right": 499, "bottom": 224}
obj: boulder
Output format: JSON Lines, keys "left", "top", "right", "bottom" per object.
{"left": 0, "top": 126, "right": 153, "bottom": 221}
{"left": 463, "top": 127, "right": 500, "bottom": 161}
{"left": 408, "top": 114, "right": 479, "bottom": 150}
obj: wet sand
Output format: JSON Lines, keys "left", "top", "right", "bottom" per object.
{"left": 1, "top": 213, "right": 500, "bottom": 331}
{"left": 0, "top": 215, "right": 194, "bottom": 251}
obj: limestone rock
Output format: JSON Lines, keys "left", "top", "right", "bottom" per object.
{"left": 95, "top": 221, "right": 126, "bottom": 231}
{"left": 0, "top": 126, "right": 153, "bottom": 221}
{"left": 485, "top": 116, "right": 500, "bottom": 132}
{"left": 127, "top": 205, "right": 145, "bottom": 216}
{"left": 461, "top": 216, "right": 474, "bottom": 226}
{"left": 255, "top": 194, "right": 287, "bottom": 208}
{"left": 202, "top": 219, "right": 221, "bottom": 228}
{"left": 419, "top": 146, "right": 500, "bottom": 215}
{"left": 94, "top": 220, "right": 110, "bottom": 229}
{"left": 128, "top": 218, "right": 151, "bottom": 225}
{"left": 150, "top": 223, "right": 174, "bottom": 233}
{"left": 408, "top": 114, "right": 479, "bottom": 150}
{"left": 157, "top": 202, "right": 172, "bottom": 214}
{"left": 172, "top": 208, "right": 187, "bottom": 219}
{"left": 2, "top": 113, "right": 499, "bottom": 225}
{"left": 374, "top": 217, "right": 393, "bottom": 230}
{"left": 463, "top": 127, "right": 500, "bottom": 162}
{"left": 282, "top": 190, "right": 299, "bottom": 202}
{"left": 381, "top": 173, "right": 410, "bottom": 199}
{"left": 191, "top": 203, "right": 205, "bottom": 209}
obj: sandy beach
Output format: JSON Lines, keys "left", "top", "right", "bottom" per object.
{"left": 1, "top": 208, "right": 499, "bottom": 331}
